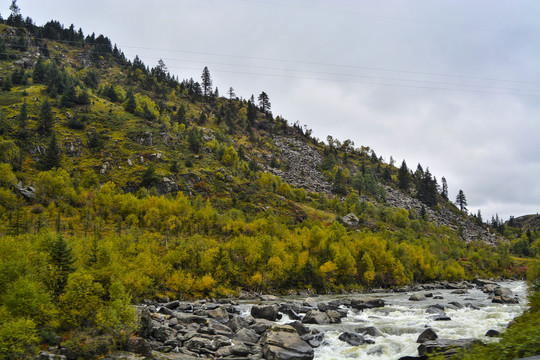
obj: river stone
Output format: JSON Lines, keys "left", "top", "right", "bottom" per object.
{"left": 262, "top": 325, "right": 314, "bottom": 360}
{"left": 234, "top": 328, "right": 260, "bottom": 344}
{"left": 302, "top": 310, "right": 330, "bottom": 325}
{"left": 350, "top": 298, "right": 385, "bottom": 310}
{"left": 152, "top": 326, "right": 174, "bottom": 343}
{"left": 448, "top": 301, "right": 464, "bottom": 309}
{"left": 426, "top": 305, "right": 446, "bottom": 316}
{"left": 356, "top": 326, "right": 382, "bottom": 337}
{"left": 418, "top": 339, "right": 481, "bottom": 357}
{"left": 228, "top": 314, "right": 252, "bottom": 332}
{"left": 326, "top": 310, "right": 343, "bottom": 324}
{"left": 184, "top": 336, "right": 213, "bottom": 351}
{"left": 417, "top": 328, "right": 438, "bottom": 343}
{"left": 494, "top": 287, "right": 513, "bottom": 297}
{"left": 451, "top": 289, "right": 468, "bottom": 294}
{"left": 251, "top": 304, "right": 280, "bottom": 321}
{"left": 409, "top": 293, "right": 427, "bottom": 301}
{"left": 492, "top": 295, "right": 519, "bottom": 304}
{"left": 287, "top": 321, "right": 310, "bottom": 336}
{"left": 433, "top": 315, "right": 452, "bottom": 321}
{"left": 485, "top": 329, "right": 500, "bottom": 337}
{"left": 338, "top": 331, "right": 365, "bottom": 346}
{"left": 207, "top": 307, "right": 230, "bottom": 323}
{"left": 250, "top": 320, "right": 272, "bottom": 335}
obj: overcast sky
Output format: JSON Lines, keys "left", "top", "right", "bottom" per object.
{"left": 5, "top": 0, "right": 540, "bottom": 221}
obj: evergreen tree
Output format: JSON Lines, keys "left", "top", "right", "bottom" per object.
{"left": 48, "top": 234, "right": 75, "bottom": 296}
{"left": 332, "top": 168, "right": 348, "bottom": 196}
{"left": 258, "top": 91, "right": 271, "bottom": 114}
{"left": 228, "top": 87, "right": 236, "bottom": 100}
{"left": 17, "top": 99, "right": 28, "bottom": 130}
{"left": 0, "top": 108, "right": 10, "bottom": 135}
{"left": 2, "top": 73, "right": 12, "bottom": 91}
{"left": 417, "top": 168, "right": 437, "bottom": 207}
{"left": 201, "top": 66, "right": 212, "bottom": 97}
{"left": 441, "top": 176, "right": 448, "bottom": 200}
{"left": 37, "top": 98, "right": 53, "bottom": 135}
{"left": 33, "top": 56, "right": 45, "bottom": 83}
{"left": 125, "top": 88, "right": 137, "bottom": 113}
{"left": 247, "top": 100, "right": 257, "bottom": 126}
{"left": 455, "top": 189, "right": 468, "bottom": 213}
{"left": 398, "top": 160, "right": 410, "bottom": 191}
{"left": 175, "top": 104, "right": 186, "bottom": 124}
{"left": 60, "top": 84, "right": 76, "bottom": 107}
{"left": 140, "top": 164, "right": 159, "bottom": 189}
{"left": 41, "top": 133, "right": 61, "bottom": 170}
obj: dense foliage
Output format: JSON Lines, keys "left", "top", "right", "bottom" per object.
{"left": 0, "top": 8, "right": 538, "bottom": 358}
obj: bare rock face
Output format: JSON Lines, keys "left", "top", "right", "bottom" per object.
{"left": 269, "top": 136, "right": 332, "bottom": 194}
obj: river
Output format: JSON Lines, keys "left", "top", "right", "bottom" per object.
{"left": 245, "top": 281, "right": 528, "bottom": 359}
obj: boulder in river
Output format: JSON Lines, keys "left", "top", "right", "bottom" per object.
{"left": 418, "top": 339, "right": 482, "bottom": 357}
{"left": 262, "top": 325, "right": 314, "bottom": 360}
{"left": 302, "top": 310, "right": 330, "bottom": 325}
{"left": 251, "top": 304, "right": 281, "bottom": 321}
{"left": 338, "top": 331, "right": 365, "bottom": 346}
{"left": 417, "top": 328, "right": 438, "bottom": 343}
{"left": 409, "top": 293, "right": 427, "bottom": 301}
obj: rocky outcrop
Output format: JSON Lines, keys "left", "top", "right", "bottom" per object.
{"left": 384, "top": 186, "right": 500, "bottom": 244}
{"left": 269, "top": 136, "right": 332, "bottom": 194}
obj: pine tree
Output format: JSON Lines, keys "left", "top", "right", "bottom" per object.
{"left": 258, "top": 91, "right": 271, "bottom": 114}
{"left": 125, "top": 88, "right": 137, "bottom": 113}
{"left": 398, "top": 160, "right": 410, "bottom": 191}
{"left": 17, "top": 99, "right": 28, "bottom": 130}
{"left": 455, "top": 189, "right": 468, "bottom": 213}
{"left": 41, "top": 133, "right": 61, "bottom": 170}
{"left": 32, "top": 56, "right": 45, "bottom": 83}
{"left": 441, "top": 177, "right": 448, "bottom": 200}
{"left": 48, "top": 234, "right": 75, "bottom": 296}
{"left": 37, "top": 98, "right": 53, "bottom": 135}
{"left": 201, "top": 66, "right": 212, "bottom": 97}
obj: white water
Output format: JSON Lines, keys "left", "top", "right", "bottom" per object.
{"left": 307, "top": 281, "right": 528, "bottom": 359}
{"left": 236, "top": 281, "right": 528, "bottom": 359}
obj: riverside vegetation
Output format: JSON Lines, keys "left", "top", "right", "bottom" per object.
{"left": 0, "top": 4, "right": 539, "bottom": 359}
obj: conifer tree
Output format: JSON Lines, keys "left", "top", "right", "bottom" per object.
{"left": 32, "top": 56, "right": 45, "bottom": 83}
{"left": 398, "top": 160, "right": 410, "bottom": 191}
{"left": 17, "top": 99, "right": 28, "bottom": 130}
{"left": 441, "top": 177, "right": 448, "bottom": 200}
{"left": 201, "top": 66, "right": 212, "bottom": 97}
{"left": 125, "top": 88, "right": 137, "bottom": 113}
{"left": 41, "top": 133, "right": 61, "bottom": 170}
{"left": 48, "top": 234, "right": 75, "bottom": 296}
{"left": 37, "top": 98, "right": 53, "bottom": 135}
{"left": 258, "top": 91, "right": 271, "bottom": 114}
{"left": 456, "top": 189, "right": 468, "bottom": 213}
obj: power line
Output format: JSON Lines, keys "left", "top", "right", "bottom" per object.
{"left": 4, "top": 34, "right": 540, "bottom": 86}
{"left": 236, "top": 0, "right": 540, "bottom": 37}
{"left": 120, "top": 52, "right": 540, "bottom": 94}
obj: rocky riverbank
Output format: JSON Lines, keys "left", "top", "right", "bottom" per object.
{"left": 38, "top": 280, "right": 523, "bottom": 360}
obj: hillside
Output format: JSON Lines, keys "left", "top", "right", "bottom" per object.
{"left": 0, "top": 14, "right": 539, "bottom": 359}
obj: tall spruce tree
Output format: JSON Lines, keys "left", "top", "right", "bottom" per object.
{"left": 456, "top": 189, "right": 468, "bottom": 213}
{"left": 441, "top": 176, "right": 448, "bottom": 200}
{"left": 258, "top": 91, "right": 271, "bottom": 114}
{"left": 41, "top": 133, "right": 61, "bottom": 170}
{"left": 201, "top": 66, "right": 212, "bottom": 97}
{"left": 17, "top": 99, "right": 28, "bottom": 130}
{"left": 125, "top": 88, "right": 137, "bottom": 113}
{"left": 398, "top": 160, "right": 409, "bottom": 191}
{"left": 37, "top": 98, "right": 53, "bottom": 135}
